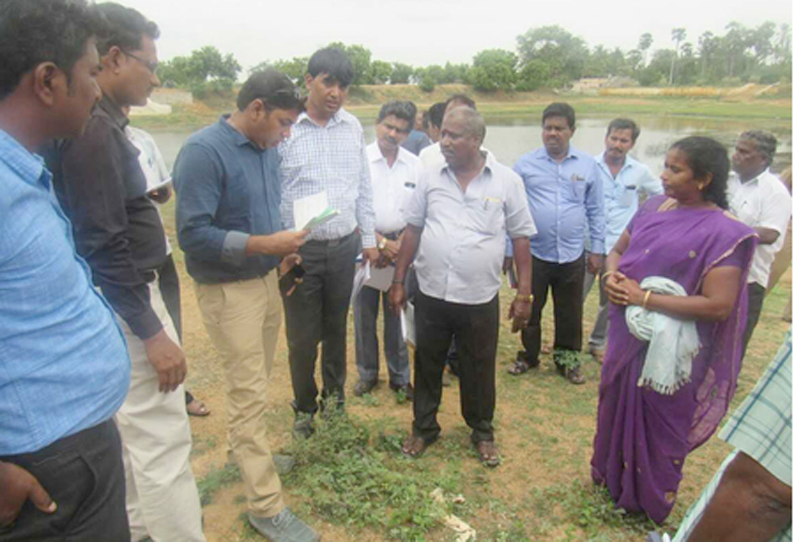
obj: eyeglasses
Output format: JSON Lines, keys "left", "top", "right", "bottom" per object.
{"left": 122, "top": 50, "right": 158, "bottom": 75}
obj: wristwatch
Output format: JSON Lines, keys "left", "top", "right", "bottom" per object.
{"left": 515, "top": 293, "right": 534, "bottom": 303}
{"left": 378, "top": 237, "right": 388, "bottom": 251}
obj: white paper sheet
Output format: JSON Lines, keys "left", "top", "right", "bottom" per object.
{"left": 351, "top": 259, "right": 371, "bottom": 304}
{"left": 365, "top": 265, "right": 395, "bottom": 292}
{"left": 401, "top": 301, "right": 416, "bottom": 347}
{"left": 293, "top": 191, "right": 329, "bottom": 231}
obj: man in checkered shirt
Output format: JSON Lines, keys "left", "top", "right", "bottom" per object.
{"left": 278, "top": 47, "right": 379, "bottom": 438}
{"left": 656, "top": 330, "right": 792, "bottom": 542}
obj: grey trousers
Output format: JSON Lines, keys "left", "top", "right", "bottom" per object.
{"left": 353, "top": 284, "right": 410, "bottom": 386}
{"left": 583, "top": 268, "right": 609, "bottom": 350}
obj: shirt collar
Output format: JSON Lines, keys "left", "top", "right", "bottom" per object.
{"left": 219, "top": 115, "right": 260, "bottom": 149}
{"left": 296, "top": 107, "right": 349, "bottom": 128}
{"left": 368, "top": 141, "right": 409, "bottom": 166}
{"left": 744, "top": 168, "right": 770, "bottom": 186}
{"left": 597, "top": 151, "right": 637, "bottom": 172}
{"left": 538, "top": 145, "right": 579, "bottom": 163}
{"left": 441, "top": 150, "right": 492, "bottom": 177}
{"left": 0, "top": 129, "right": 48, "bottom": 188}
{"left": 96, "top": 94, "right": 129, "bottom": 130}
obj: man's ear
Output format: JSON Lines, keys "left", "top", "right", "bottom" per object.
{"left": 31, "top": 62, "right": 63, "bottom": 107}
{"left": 103, "top": 45, "right": 124, "bottom": 74}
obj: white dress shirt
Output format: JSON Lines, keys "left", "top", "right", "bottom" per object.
{"left": 728, "top": 169, "right": 792, "bottom": 287}
{"left": 404, "top": 152, "right": 536, "bottom": 305}
{"left": 367, "top": 142, "right": 423, "bottom": 234}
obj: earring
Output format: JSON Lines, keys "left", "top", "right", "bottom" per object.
{"left": 697, "top": 183, "right": 704, "bottom": 191}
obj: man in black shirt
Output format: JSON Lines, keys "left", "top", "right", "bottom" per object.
{"left": 46, "top": 4, "right": 205, "bottom": 541}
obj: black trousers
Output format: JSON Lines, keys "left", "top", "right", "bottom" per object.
{"left": 413, "top": 290, "right": 499, "bottom": 444}
{"left": 0, "top": 420, "right": 129, "bottom": 542}
{"left": 282, "top": 232, "right": 360, "bottom": 414}
{"left": 520, "top": 254, "right": 585, "bottom": 365}
{"left": 742, "top": 282, "right": 766, "bottom": 359}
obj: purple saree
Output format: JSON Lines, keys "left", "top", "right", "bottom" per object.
{"left": 591, "top": 195, "right": 757, "bottom": 524}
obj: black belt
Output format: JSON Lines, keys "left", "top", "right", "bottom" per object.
{"left": 379, "top": 229, "right": 404, "bottom": 241}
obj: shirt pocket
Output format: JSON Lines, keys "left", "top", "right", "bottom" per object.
{"left": 619, "top": 185, "right": 637, "bottom": 208}
{"left": 467, "top": 196, "right": 504, "bottom": 235}
{"left": 565, "top": 177, "right": 586, "bottom": 203}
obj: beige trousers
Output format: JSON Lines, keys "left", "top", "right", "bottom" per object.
{"left": 195, "top": 272, "right": 285, "bottom": 517}
{"left": 114, "top": 280, "right": 206, "bottom": 542}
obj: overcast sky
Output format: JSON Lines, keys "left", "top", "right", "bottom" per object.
{"left": 119, "top": 0, "right": 792, "bottom": 73}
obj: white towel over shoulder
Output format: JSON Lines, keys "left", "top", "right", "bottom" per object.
{"left": 625, "top": 276, "right": 701, "bottom": 395}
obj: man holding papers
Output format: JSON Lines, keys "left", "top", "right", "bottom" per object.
{"left": 174, "top": 69, "right": 320, "bottom": 542}
{"left": 390, "top": 107, "right": 536, "bottom": 467}
{"left": 279, "top": 48, "right": 378, "bottom": 438}
{"left": 353, "top": 101, "right": 423, "bottom": 399}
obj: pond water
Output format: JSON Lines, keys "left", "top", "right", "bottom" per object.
{"left": 150, "top": 114, "right": 792, "bottom": 176}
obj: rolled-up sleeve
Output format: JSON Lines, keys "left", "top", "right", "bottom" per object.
{"left": 174, "top": 143, "right": 250, "bottom": 266}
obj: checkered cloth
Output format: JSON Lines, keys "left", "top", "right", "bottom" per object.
{"left": 278, "top": 108, "right": 376, "bottom": 248}
{"left": 672, "top": 330, "right": 792, "bottom": 541}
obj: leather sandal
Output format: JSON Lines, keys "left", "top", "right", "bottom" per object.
{"left": 402, "top": 435, "right": 431, "bottom": 458}
{"left": 475, "top": 440, "right": 501, "bottom": 468}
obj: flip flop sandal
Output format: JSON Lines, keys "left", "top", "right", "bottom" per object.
{"left": 475, "top": 440, "right": 501, "bottom": 468}
{"left": 186, "top": 399, "right": 211, "bottom": 417}
{"left": 507, "top": 359, "right": 532, "bottom": 375}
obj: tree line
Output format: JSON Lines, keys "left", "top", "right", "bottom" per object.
{"left": 157, "top": 23, "right": 792, "bottom": 95}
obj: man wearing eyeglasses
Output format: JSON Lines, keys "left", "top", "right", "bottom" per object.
{"left": 174, "top": 69, "right": 319, "bottom": 542}
{"left": 44, "top": 4, "right": 205, "bottom": 541}
{"left": 352, "top": 100, "right": 422, "bottom": 400}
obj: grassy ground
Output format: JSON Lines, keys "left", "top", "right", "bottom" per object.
{"left": 157, "top": 201, "right": 792, "bottom": 541}
{"left": 131, "top": 85, "right": 792, "bottom": 132}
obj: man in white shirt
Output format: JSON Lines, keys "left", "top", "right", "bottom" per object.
{"left": 390, "top": 107, "right": 536, "bottom": 467}
{"left": 728, "top": 130, "right": 791, "bottom": 356}
{"left": 353, "top": 101, "right": 423, "bottom": 399}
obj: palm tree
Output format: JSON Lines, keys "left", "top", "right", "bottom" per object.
{"left": 669, "top": 28, "right": 686, "bottom": 85}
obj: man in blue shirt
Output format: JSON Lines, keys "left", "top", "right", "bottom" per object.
{"left": 174, "top": 69, "right": 319, "bottom": 542}
{"left": 510, "top": 103, "right": 605, "bottom": 384}
{"left": 0, "top": 1, "right": 131, "bottom": 539}
{"left": 583, "top": 119, "right": 662, "bottom": 362}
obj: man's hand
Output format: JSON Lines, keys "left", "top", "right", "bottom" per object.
{"left": 389, "top": 283, "right": 406, "bottom": 314}
{"left": 508, "top": 298, "right": 532, "bottom": 333}
{"left": 267, "top": 230, "right": 309, "bottom": 257}
{"left": 502, "top": 256, "right": 514, "bottom": 274}
{"left": 380, "top": 239, "right": 400, "bottom": 262}
{"left": 587, "top": 253, "right": 605, "bottom": 275}
{"left": 362, "top": 247, "right": 380, "bottom": 264}
{"left": 146, "top": 185, "right": 172, "bottom": 204}
{"left": 0, "top": 462, "right": 56, "bottom": 529}
{"left": 143, "top": 329, "right": 187, "bottom": 393}
{"left": 278, "top": 253, "right": 302, "bottom": 277}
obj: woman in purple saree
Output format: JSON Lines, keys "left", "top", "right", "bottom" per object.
{"left": 591, "top": 137, "right": 757, "bottom": 524}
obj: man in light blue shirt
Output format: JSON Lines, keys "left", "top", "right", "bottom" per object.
{"left": 510, "top": 103, "right": 605, "bottom": 384}
{"left": 0, "top": 1, "right": 130, "bottom": 539}
{"left": 583, "top": 119, "right": 662, "bottom": 361}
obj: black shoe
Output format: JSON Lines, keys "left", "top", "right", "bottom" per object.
{"left": 353, "top": 379, "right": 377, "bottom": 397}
{"left": 292, "top": 412, "right": 315, "bottom": 440}
{"left": 390, "top": 383, "right": 414, "bottom": 401}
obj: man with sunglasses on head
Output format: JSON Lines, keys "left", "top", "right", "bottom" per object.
{"left": 174, "top": 69, "right": 318, "bottom": 542}
{"left": 44, "top": 4, "right": 205, "bottom": 541}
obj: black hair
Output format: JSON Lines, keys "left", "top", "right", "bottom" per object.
{"left": 0, "top": 0, "right": 102, "bottom": 101}
{"left": 444, "top": 93, "right": 476, "bottom": 111}
{"left": 607, "top": 118, "right": 640, "bottom": 142}
{"left": 542, "top": 102, "right": 576, "bottom": 129}
{"left": 307, "top": 47, "right": 354, "bottom": 88}
{"left": 739, "top": 130, "right": 777, "bottom": 167}
{"left": 94, "top": 2, "right": 159, "bottom": 56}
{"left": 237, "top": 68, "right": 303, "bottom": 112}
{"left": 427, "top": 102, "right": 446, "bottom": 129}
{"left": 670, "top": 136, "right": 730, "bottom": 209}
{"left": 376, "top": 100, "right": 415, "bottom": 128}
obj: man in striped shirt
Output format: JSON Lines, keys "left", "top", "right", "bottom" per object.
{"left": 279, "top": 48, "right": 378, "bottom": 438}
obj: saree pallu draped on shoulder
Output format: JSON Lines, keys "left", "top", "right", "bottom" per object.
{"left": 591, "top": 195, "right": 757, "bottom": 524}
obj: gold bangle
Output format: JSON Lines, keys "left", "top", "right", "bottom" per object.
{"left": 642, "top": 290, "right": 652, "bottom": 309}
